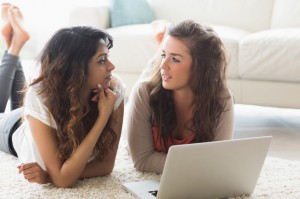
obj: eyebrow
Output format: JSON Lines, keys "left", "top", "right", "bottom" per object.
{"left": 96, "top": 53, "right": 108, "bottom": 59}
{"left": 161, "top": 50, "right": 183, "bottom": 57}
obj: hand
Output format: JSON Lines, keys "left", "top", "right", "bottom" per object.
{"left": 91, "top": 84, "right": 117, "bottom": 119}
{"left": 18, "top": 162, "right": 51, "bottom": 184}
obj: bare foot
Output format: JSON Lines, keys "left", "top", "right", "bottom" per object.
{"left": 7, "top": 5, "right": 30, "bottom": 56}
{"left": 1, "top": 2, "right": 13, "bottom": 48}
{"left": 151, "top": 20, "right": 170, "bottom": 45}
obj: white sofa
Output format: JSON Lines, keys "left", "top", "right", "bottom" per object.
{"left": 69, "top": 0, "right": 300, "bottom": 109}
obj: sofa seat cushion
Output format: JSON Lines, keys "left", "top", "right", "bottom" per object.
{"left": 107, "top": 24, "right": 158, "bottom": 74}
{"left": 210, "top": 24, "right": 251, "bottom": 78}
{"left": 239, "top": 29, "right": 300, "bottom": 82}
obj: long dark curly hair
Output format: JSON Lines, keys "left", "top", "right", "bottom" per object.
{"left": 147, "top": 20, "right": 230, "bottom": 149}
{"left": 30, "top": 26, "right": 116, "bottom": 162}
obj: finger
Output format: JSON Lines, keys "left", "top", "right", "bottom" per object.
{"left": 23, "top": 166, "right": 41, "bottom": 179}
{"left": 92, "top": 88, "right": 99, "bottom": 93}
{"left": 23, "top": 173, "right": 33, "bottom": 181}
{"left": 22, "top": 163, "right": 40, "bottom": 175}
{"left": 27, "top": 175, "right": 43, "bottom": 184}
{"left": 21, "top": 163, "right": 36, "bottom": 173}
{"left": 91, "top": 93, "right": 99, "bottom": 102}
{"left": 97, "top": 84, "right": 102, "bottom": 90}
{"left": 25, "top": 173, "right": 39, "bottom": 183}
{"left": 17, "top": 163, "right": 24, "bottom": 173}
{"left": 98, "top": 84, "right": 106, "bottom": 98}
{"left": 104, "top": 88, "right": 116, "bottom": 98}
{"left": 21, "top": 162, "right": 37, "bottom": 170}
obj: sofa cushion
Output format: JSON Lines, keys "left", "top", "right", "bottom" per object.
{"left": 110, "top": 0, "right": 154, "bottom": 27}
{"left": 108, "top": 23, "right": 251, "bottom": 79}
{"left": 239, "top": 29, "right": 300, "bottom": 82}
{"left": 69, "top": 6, "right": 110, "bottom": 29}
{"left": 107, "top": 24, "right": 158, "bottom": 74}
{"left": 271, "top": 0, "right": 300, "bottom": 29}
{"left": 149, "top": 0, "right": 274, "bottom": 32}
{"left": 210, "top": 24, "right": 251, "bottom": 78}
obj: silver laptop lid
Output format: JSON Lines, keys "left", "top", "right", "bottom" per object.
{"left": 157, "top": 136, "right": 272, "bottom": 199}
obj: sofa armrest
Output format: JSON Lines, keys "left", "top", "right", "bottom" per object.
{"left": 68, "top": 6, "right": 110, "bottom": 29}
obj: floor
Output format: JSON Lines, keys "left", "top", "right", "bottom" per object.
{"left": 233, "top": 104, "right": 300, "bottom": 162}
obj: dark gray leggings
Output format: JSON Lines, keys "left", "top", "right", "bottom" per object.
{"left": 0, "top": 52, "right": 25, "bottom": 112}
{"left": 0, "top": 52, "right": 25, "bottom": 156}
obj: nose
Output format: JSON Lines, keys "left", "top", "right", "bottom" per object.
{"left": 160, "top": 57, "right": 170, "bottom": 71}
{"left": 107, "top": 59, "right": 115, "bottom": 71}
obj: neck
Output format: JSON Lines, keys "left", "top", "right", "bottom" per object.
{"left": 173, "top": 89, "right": 194, "bottom": 111}
{"left": 172, "top": 89, "right": 195, "bottom": 139}
{"left": 82, "top": 89, "right": 91, "bottom": 107}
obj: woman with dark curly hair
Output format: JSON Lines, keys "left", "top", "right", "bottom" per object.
{"left": 0, "top": 4, "right": 125, "bottom": 187}
{"left": 125, "top": 19, "right": 234, "bottom": 174}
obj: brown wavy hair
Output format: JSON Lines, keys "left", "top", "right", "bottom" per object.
{"left": 30, "top": 26, "right": 116, "bottom": 162}
{"left": 147, "top": 20, "right": 231, "bottom": 149}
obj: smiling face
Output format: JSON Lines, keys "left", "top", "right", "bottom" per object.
{"left": 160, "top": 35, "right": 193, "bottom": 91}
{"left": 86, "top": 41, "right": 115, "bottom": 91}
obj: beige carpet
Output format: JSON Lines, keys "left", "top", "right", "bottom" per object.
{"left": 1, "top": 140, "right": 300, "bottom": 199}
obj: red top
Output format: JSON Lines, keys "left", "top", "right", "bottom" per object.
{"left": 152, "top": 127, "right": 196, "bottom": 153}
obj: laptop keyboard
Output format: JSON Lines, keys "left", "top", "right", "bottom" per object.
{"left": 148, "top": 190, "right": 158, "bottom": 197}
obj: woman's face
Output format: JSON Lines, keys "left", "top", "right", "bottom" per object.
{"left": 160, "top": 35, "right": 193, "bottom": 91}
{"left": 86, "top": 42, "right": 115, "bottom": 91}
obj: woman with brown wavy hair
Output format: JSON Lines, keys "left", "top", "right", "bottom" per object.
{"left": 126, "top": 19, "right": 234, "bottom": 173}
{"left": 0, "top": 4, "right": 125, "bottom": 187}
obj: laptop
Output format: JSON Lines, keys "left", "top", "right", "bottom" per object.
{"left": 123, "top": 136, "right": 272, "bottom": 199}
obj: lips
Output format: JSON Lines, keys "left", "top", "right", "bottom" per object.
{"left": 161, "top": 74, "right": 171, "bottom": 81}
{"left": 105, "top": 74, "right": 112, "bottom": 80}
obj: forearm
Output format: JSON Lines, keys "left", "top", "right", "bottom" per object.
{"left": 80, "top": 102, "right": 124, "bottom": 179}
{"left": 79, "top": 154, "right": 116, "bottom": 179}
{"left": 47, "top": 116, "right": 109, "bottom": 187}
{"left": 132, "top": 149, "right": 166, "bottom": 173}
{"left": 126, "top": 82, "right": 166, "bottom": 173}
{"left": 27, "top": 110, "right": 117, "bottom": 187}
{"left": 127, "top": 112, "right": 166, "bottom": 173}
{"left": 79, "top": 131, "right": 121, "bottom": 179}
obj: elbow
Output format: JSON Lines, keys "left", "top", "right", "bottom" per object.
{"left": 133, "top": 161, "right": 147, "bottom": 172}
{"left": 131, "top": 153, "right": 165, "bottom": 174}
{"left": 101, "top": 161, "right": 115, "bottom": 176}
{"left": 133, "top": 162, "right": 141, "bottom": 171}
{"left": 104, "top": 169, "right": 113, "bottom": 176}
{"left": 53, "top": 181, "right": 75, "bottom": 188}
{"left": 134, "top": 165, "right": 144, "bottom": 172}
{"left": 51, "top": 178, "right": 77, "bottom": 188}
{"left": 104, "top": 165, "right": 114, "bottom": 176}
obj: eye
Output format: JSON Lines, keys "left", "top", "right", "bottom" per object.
{"left": 98, "top": 59, "right": 106, "bottom": 64}
{"left": 98, "top": 55, "right": 108, "bottom": 64}
{"left": 161, "top": 53, "right": 166, "bottom": 59}
{"left": 172, "top": 56, "right": 180, "bottom": 63}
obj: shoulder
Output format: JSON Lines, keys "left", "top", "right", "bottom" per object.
{"left": 24, "top": 84, "right": 57, "bottom": 129}
{"left": 223, "top": 87, "right": 234, "bottom": 111}
{"left": 24, "top": 84, "right": 42, "bottom": 105}
{"left": 111, "top": 73, "right": 126, "bottom": 110}
{"left": 127, "top": 80, "right": 151, "bottom": 111}
{"left": 131, "top": 80, "right": 149, "bottom": 97}
{"left": 129, "top": 80, "right": 151, "bottom": 105}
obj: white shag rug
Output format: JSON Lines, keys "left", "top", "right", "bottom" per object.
{"left": 1, "top": 142, "right": 300, "bottom": 199}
